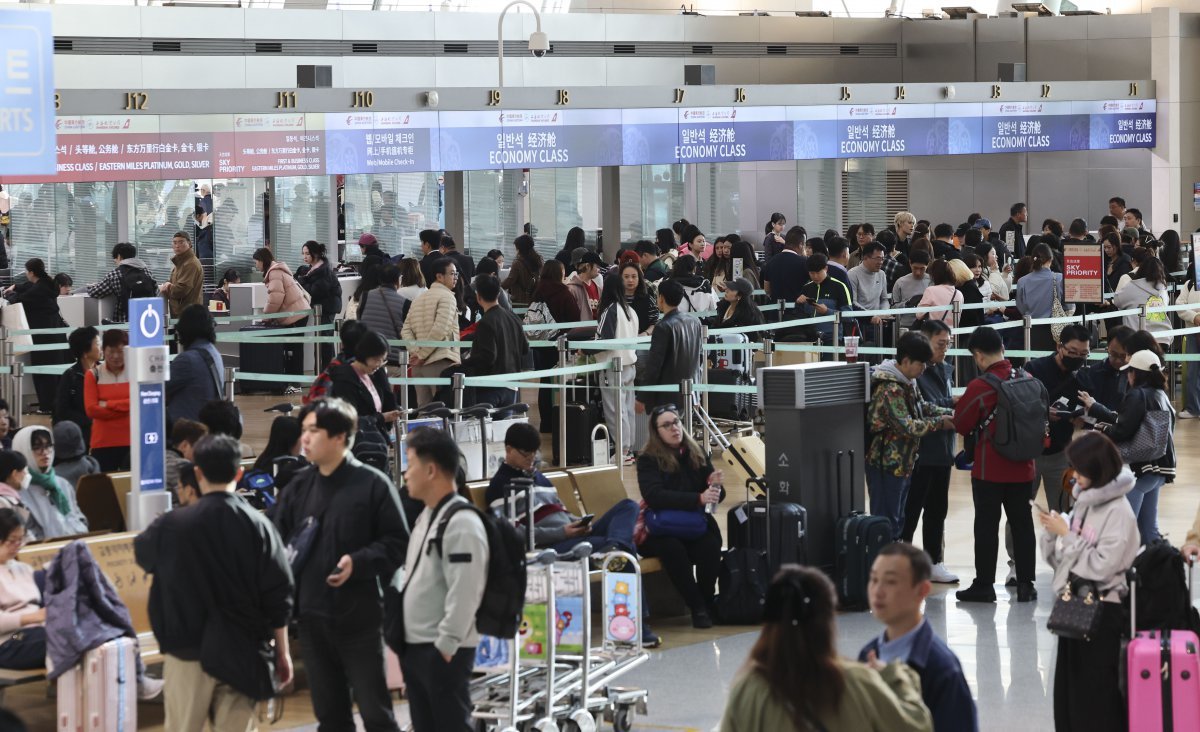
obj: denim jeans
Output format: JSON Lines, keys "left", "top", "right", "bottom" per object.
{"left": 1188, "top": 335, "right": 1200, "bottom": 414}
{"left": 1126, "top": 472, "right": 1165, "bottom": 546}
{"left": 553, "top": 498, "right": 639, "bottom": 555}
{"left": 866, "top": 465, "right": 911, "bottom": 541}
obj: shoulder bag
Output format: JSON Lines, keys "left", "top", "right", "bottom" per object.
{"left": 1118, "top": 391, "right": 1171, "bottom": 464}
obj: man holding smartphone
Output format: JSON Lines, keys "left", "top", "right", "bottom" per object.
{"left": 272, "top": 398, "right": 409, "bottom": 732}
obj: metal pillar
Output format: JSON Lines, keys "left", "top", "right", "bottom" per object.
{"left": 224, "top": 366, "right": 237, "bottom": 401}
{"left": 452, "top": 371, "right": 466, "bottom": 412}
{"left": 557, "top": 335, "right": 569, "bottom": 467}
{"left": 1023, "top": 315, "right": 1032, "bottom": 352}
{"left": 681, "top": 379, "right": 694, "bottom": 435}
{"left": 611, "top": 356, "right": 624, "bottom": 478}
{"left": 10, "top": 363, "right": 23, "bottom": 418}
{"left": 397, "top": 349, "right": 410, "bottom": 415}
{"left": 312, "top": 304, "right": 323, "bottom": 375}
{"left": 762, "top": 338, "right": 774, "bottom": 369}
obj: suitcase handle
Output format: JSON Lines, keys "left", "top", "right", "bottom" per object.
{"left": 835, "top": 450, "right": 845, "bottom": 517}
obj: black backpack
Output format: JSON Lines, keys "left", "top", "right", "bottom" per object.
{"left": 1129, "top": 540, "right": 1200, "bottom": 634}
{"left": 431, "top": 501, "right": 527, "bottom": 639}
{"left": 716, "top": 547, "right": 769, "bottom": 625}
{"left": 120, "top": 266, "right": 157, "bottom": 304}
{"left": 978, "top": 368, "right": 1049, "bottom": 462}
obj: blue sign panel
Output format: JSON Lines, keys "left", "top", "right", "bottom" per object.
{"left": 788, "top": 106, "right": 840, "bottom": 160}
{"left": 675, "top": 107, "right": 792, "bottom": 163}
{"left": 0, "top": 9, "right": 56, "bottom": 175}
{"left": 137, "top": 383, "right": 166, "bottom": 492}
{"left": 129, "top": 297, "right": 166, "bottom": 348}
{"left": 324, "top": 110, "right": 440, "bottom": 174}
{"left": 1080, "top": 99, "right": 1157, "bottom": 151}
{"left": 837, "top": 104, "right": 945, "bottom": 158}
{"left": 980, "top": 101, "right": 1089, "bottom": 154}
{"left": 438, "top": 109, "right": 622, "bottom": 171}
{"left": 621, "top": 108, "right": 678, "bottom": 166}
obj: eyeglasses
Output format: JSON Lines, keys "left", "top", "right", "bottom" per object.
{"left": 443, "top": 270, "right": 459, "bottom": 279}
{"left": 1060, "top": 346, "right": 1091, "bottom": 359}
{"left": 2, "top": 533, "right": 27, "bottom": 548}
{"left": 656, "top": 418, "right": 681, "bottom": 430}
{"left": 30, "top": 443, "right": 52, "bottom": 454}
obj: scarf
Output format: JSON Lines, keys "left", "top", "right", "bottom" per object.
{"left": 30, "top": 467, "right": 70, "bottom": 516}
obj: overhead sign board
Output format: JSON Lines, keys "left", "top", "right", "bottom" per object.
{"left": 0, "top": 9, "right": 56, "bottom": 175}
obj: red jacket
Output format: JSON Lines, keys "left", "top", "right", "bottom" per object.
{"left": 953, "top": 359, "right": 1036, "bottom": 484}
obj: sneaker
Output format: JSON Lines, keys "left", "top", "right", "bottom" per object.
{"left": 691, "top": 610, "right": 714, "bottom": 629}
{"left": 930, "top": 563, "right": 960, "bottom": 584}
{"left": 641, "top": 626, "right": 662, "bottom": 648}
{"left": 283, "top": 385, "right": 302, "bottom": 395}
{"left": 955, "top": 581, "right": 997, "bottom": 603}
{"left": 1180, "top": 410, "right": 1198, "bottom": 420}
{"left": 623, "top": 451, "right": 636, "bottom": 466}
{"left": 1016, "top": 582, "right": 1038, "bottom": 603}
{"left": 138, "top": 676, "right": 165, "bottom": 701}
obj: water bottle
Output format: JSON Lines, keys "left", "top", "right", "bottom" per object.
{"left": 705, "top": 469, "right": 723, "bottom": 515}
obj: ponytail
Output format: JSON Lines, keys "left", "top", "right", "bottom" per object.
{"left": 764, "top": 212, "right": 786, "bottom": 235}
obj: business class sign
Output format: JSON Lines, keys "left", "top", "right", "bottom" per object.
{"left": 0, "top": 99, "right": 1156, "bottom": 183}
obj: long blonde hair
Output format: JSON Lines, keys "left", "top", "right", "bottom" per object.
{"left": 641, "top": 406, "right": 706, "bottom": 472}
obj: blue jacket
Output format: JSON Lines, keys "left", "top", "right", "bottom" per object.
{"left": 858, "top": 620, "right": 977, "bottom": 732}
{"left": 166, "top": 340, "right": 225, "bottom": 426}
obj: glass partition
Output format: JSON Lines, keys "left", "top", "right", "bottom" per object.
{"left": 464, "top": 169, "right": 522, "bottom": 259}
{"left": 6, "top": 182, "right": 118, "bottom": 288}
{"left": 618, "top": 164, "right": 687, "bottom": 247}
{"left": 341, "top": 172, "right": 443, "bottom": 261}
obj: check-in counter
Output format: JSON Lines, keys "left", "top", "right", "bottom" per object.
{"left": 58, "top": 294, "right": 114, "bottom": 328}
{"left": 336, "top": 274, "right": 360, "bottom": 319}
{"left": 222, "top": 282, "right": 316, "bottom": 375}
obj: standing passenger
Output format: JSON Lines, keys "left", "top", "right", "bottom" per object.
{"left": 84, "top": 329, "right": 131, "bottom": 472}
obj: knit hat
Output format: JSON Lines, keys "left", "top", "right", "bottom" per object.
{"left": 1122, "top": 227, "right": 1142, "bottom": 241}
{"left": 358, "top": 233, "right": 379, "bottom": 248}
{"left": 52, "top": 421, "right": 87, "bottom": 463}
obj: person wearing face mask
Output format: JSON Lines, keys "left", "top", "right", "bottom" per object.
{"left": 11, "top": 427, "right": 88, "bottom": 540}
{"left": 1024, "top": 325, "right": 1091, "bottom": 516}
{"left": 0, "top": 452, "right": 39, "bottom": 541}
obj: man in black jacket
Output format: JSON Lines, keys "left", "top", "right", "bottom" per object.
{"left": 134, "top": 435, "right": 294, "bottom": 730}
{"left": 53, "top": 326, "right": 99, "bottom": 449}
{"left": 417, "top": 228, "right": 445, "bottom": 288}
{"left": 998, "top": 202, "right": 1028, "bottom": 259}
{"left": 440, "top": 233, "right": 475, "bottom": 284}
{"left": 447, "top": 274, "right": 529, "bottom": 413}
{"left": 635, "top": 279, "right": 703, "bottom": 412}
{"left": 273, "top": 398, "right": 409, "bottom": 732}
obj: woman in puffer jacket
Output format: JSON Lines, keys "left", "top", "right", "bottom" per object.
{"left": 1038, "top": 431, "right": 1139, "bottom": 732}
{"left": 253, "top": 247, "right": 310, "bottom": 326}
{"left": 1078, "top": 344, "right": 1175, "bottom": 546}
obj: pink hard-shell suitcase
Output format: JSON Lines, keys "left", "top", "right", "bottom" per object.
{"left": 1126, "top": 566, "right": 1200, "bottom": 732}
{"left": 57, "top": 637, "right": 138, "bottom": 732}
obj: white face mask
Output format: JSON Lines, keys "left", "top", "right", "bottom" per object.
{"left": 19, "top": 471, "right": 31, "bottom": 491}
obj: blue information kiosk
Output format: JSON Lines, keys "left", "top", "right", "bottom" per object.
{"left": 127, "top": 298, "right": 173, "bottom": 530}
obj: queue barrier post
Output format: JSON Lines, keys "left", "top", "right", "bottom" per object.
{"left": 224, "top": 366, "right": 237, "bottom": 401}
{"left": 1023, "top": 315, "right": 1032, "bottom": 352}
{"left": 832, "top": 311, "right": 842, "bottom": 355}
{"left": 397, "top": 349, "right": 410, "bottom": 416}
{"left": 557, "top": 335, "right": 569, "bottom": 467}
{"left": 392, "top": 418, "right": 405, "bottom": 488}
{"left": 952, "top": 300, "right": 963, "bottom": 386}
{"left": 312, "top": 304, "right": 323, "bottom": 375}
{"left": 776, "top": 299, "right": 786, "bottom": 324}
{"left": 0, "top": 328, "right": 9, "bottom": 408}
{"left": 682, "top": 379, "right": 694, "bottom": 436}
{"left": 452, "top": 371, "right": 466, "bottom": 413}
{"left": 762, "top": 338, "right": 775, "bottom": 369}
{"left": 700, "top": 325, "right": 711, "bottom": 450}
{"left": 611, "top": 356, "right": 625, "bottom": 477}
{"left": 1139, "top": 303, "right": 1147, "bottom": 332}
{"left": 10, "top": 362, "right": 23, "bottom": 417}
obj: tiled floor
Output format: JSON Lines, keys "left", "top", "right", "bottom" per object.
{"left": 6, "top": 394, "right": 1199, "bottom": 730}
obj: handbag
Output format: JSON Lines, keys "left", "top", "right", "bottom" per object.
{"left": 643, "top": 507, "right": 708, "bottom": 540}
{"left": 1047, "top": 574, "right": 1104, "bottom": 641}
{"left": 1049, "top": 286, "right": 1068, "bottom": 343}
{"left": 284, "top": 515, "right": 320, "bottom": 576}
{"left": 1118, "top": 397, "right": 1171, "bottom": 464}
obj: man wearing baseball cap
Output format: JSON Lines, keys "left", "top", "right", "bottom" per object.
{"left": 1077, "top": 346, "right": 1176, "bottom": 546}
{"left": 567, "top": 251, "right": 605, "bottom": 321}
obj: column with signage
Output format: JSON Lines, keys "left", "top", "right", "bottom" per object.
{"left": 127, "top": 298, "right": 172, "bottom": 530}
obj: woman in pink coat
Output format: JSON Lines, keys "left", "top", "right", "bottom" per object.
{"left": 253, "top": 247, "right": 311, "bottom": 326}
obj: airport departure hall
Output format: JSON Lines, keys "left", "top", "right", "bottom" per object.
{"left": 1, "top": 1, "right": 1200, "bottom": 731}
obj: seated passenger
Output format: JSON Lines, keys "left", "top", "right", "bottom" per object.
{"left": 487, "top": 423, "right": 638, "bottom": 556}
{"left": 0, "top": 452, "right": 37, "bottom": 539}
{"left": 174, "top": 460, "right": 201, "bottom": 508}
{"left": 720, "top": 565, "right": 933, "bottom": 732}
{"left": 635, "top": 405, "right": 723, "bottom": 629}
{"left": 51, "top": 421, "right": 100, "bottom": 490}
{"left": 859, "top": 545, "right": 977, "bottom": 732}
{"left": 0, "top": 509, "right": 47, "bottom": 670}
{"left": 250, "top": 416, "right": 305, "bottom": 496}
{"left": 307, "top": 320, "right": 367, "bottom": 405}
{"left": 165, "top": 419, "right": 207, "bottom": 505}
{"left": 12, "top": 426, "right": 88, "bottom": 539}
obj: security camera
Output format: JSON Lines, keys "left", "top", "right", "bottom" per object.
{"left": 528, "top": 31, "right": 550, "bottom": 58}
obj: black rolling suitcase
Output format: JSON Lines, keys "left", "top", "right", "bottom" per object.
{"left": 550, "top": 401, "right": 602, "bottom": 466}
{"left": 727, "top": 500, "right": 807, "bottom": 577}
{"left": 833, "top": 449, "right": 891, "bottom": 610}
{"left": 239, "top": 325, "right": 304, "bottom": 394}
{"left": 707, "top": 369, "right": 754, "bottom": 422}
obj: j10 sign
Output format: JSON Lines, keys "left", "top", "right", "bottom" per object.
{"left": 0, "top": 99, "right": 1156, "bottom": 183}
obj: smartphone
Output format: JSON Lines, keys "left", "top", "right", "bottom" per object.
{"left": 1029, "top": 499, "right": 1049, "bottom": 515}
{"left": 575, "top": 514, "right": 595, "bottom": 527}
{"left": 328, "top": 566, "right": 344, "bottom": 577}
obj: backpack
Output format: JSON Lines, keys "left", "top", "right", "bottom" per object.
{"left": 1144, "top": 290, "right": 1167, "bottom": 324}
{"left": 978, "top": 369, "right": 1049, "bottom": 462}
{"left": 715, "top": 547, "right": 769, "bottom": 625}
{"left": 237, "top": 469, "right": 277, "bottom": 511}
{"left": 432, "top": 501, "right": 527, "bottom": 639}
{"left": 119, "top": 266, "right": 157, "bottom": 305}
{"left": 1129, "top": 540, "right": 1200, "bottom": 634}
{"left": 523, "top": 300, "right": 560, "bottom": 341}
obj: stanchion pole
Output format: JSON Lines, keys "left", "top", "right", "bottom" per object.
{"left": 452, "top": 371, "right": 466, "bottom": 413}
{"left": 681, "top": 379, "right": 694, "bottom": 435}
{"left": 312, "top": 305, "right": 323, "bottom": 375}
{"left": 10, "top": 362, "right": 23, "bottom": 417}
{"left": 832, "top": 311, "right": 842, "bottom": 357}
{"left": 762, "top": 338, "right": 775, "bottom": 369}
{"left": 1023, "top": 315, "right": 1032, "bottom": 352}
{"left": 700, "top": 325, "right": 710, "bottom": 450}
{"left": 224, "top": 366, "right": 237, "bottom": 401}
{"left": 1139, "top": 303, "right": 1147, "bottom": 332}
{"left": 611, "top": 356, "right": 624, "bottom": 478}
{"left": 397, "top": 349, "right": 410, "bottom": 416}
{"left": 0, "top": 329, "right": 10, "bottom": 408}
{"left": 557, "top": 335, "right": 569, "bottom": 467}
{"left": 952, "top": 300, "right": 963, "bottom": 385}
{"left": 776, "top": 299, "right": 786, "bottom": 324}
